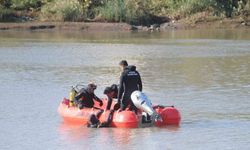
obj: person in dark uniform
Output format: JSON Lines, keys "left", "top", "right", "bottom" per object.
{"left": 117, "top": 60, "right": 143, "bottom": 112}
{"left": 86, "top": 84, "right": 118, "bottom": 128}
{"left": 74, "top": 83, "right": 103, "bottom": 109}
{"left": 87, "top": 109, "right": 115, "bottom": 128}
{"left": 103, "top": 84, "right": 119, "bottom": 110}
{"left": 87, "top": 84, "right": 118, "bottom": 128}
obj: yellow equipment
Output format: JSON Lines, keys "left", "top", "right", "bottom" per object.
{"left": 69, "top": 87, "right": 77, "bottom": 107}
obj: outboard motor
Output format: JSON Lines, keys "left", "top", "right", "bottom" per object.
{"left": 131, "top": 91, "right": 162, "bottom": 123}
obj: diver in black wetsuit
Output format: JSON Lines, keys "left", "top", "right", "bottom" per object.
{"left": 103, "top": 84, "right": 119, "bottom": 110}
{"left": 87, "top": 84, "right": 118, "bottom": 128}
{"left": 117, "top": 60, "right": 143, "bottom": 112}
{"left": 73, "top": 83, "right": 103, "bottom": 109}
{"left": 87, "top": 109, "right": 115, "bottom": 128}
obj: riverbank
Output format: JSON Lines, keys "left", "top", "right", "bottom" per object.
{"left": 0, "top": 22, "right": 132, "bottom": 31}
{"left": 1, "top": 1, "right": 250, "bottom": 32}
{"left": 0, "top": 17, "right": 249, "bottom": 32}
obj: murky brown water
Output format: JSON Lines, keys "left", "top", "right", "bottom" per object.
{"left": 0, "top": 29, "right": 250, "bottom": 150}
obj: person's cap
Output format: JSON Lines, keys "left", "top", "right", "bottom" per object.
{"left": 88, "top": 83, "right": 97, "bottom": 90}
{"left": 119, "top": 60, "right": 128, "bottom": 66}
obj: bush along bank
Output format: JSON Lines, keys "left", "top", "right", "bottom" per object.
{"left": 0, "top": 0, "right": 250, "bottom": 28}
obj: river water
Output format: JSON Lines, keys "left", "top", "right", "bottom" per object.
{"left": 0, "top": 29, "right": 250, "bottom": 150}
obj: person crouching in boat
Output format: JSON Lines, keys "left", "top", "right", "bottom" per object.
{"left": 103, "top": 84, "right": 120, "bottom": 110}
{"left": 73, "top": 83, "right": 103, "bottom": 109}
{"left": 87, "top": 84, "right": 119, "bottom": 128}
{"left": 87, "top": 109, "right": 114, "bottom": 128}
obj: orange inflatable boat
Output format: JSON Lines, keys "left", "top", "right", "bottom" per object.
{"left": 58, "top": 98, "right": 181, "bottom": 128}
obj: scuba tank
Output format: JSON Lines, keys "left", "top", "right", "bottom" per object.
{"left": 69, "top": 86, "right": 77, "bottom": 107}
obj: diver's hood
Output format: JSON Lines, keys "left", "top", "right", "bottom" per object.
{"left": 125, "top": 65, "right": 136, "bottom": 71}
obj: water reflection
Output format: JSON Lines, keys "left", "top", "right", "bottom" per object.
{"left": 58, "top": 122, "right": 90, "bottom": 142}
{"left": 1, "top": 29, "right": 250, "bottom": 44}
{"left": 58, "top": 122, "right": 137, "bottom": 148}
{"left": 58, "top": 121, "right": 180, "bottom": 149}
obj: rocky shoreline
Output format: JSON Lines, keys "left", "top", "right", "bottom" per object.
{"left": 0, "top": 18, "right": 249, "bottom": 32}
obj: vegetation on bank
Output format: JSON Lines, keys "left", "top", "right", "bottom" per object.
{"left": 1, "top": 0, "right": 250, "bottom": 25}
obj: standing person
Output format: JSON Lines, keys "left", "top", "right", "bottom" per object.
{"left": 117, "top": 60, "right": 143, "bottom": 112}
{"left": 74, "top": 83, "right": 103, "bottom": 109}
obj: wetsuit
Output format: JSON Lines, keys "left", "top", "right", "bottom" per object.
{"left": 87, "top": 84, "right": 118, "bottom": 128}
{"left": 105, "top": 84, "right": 118, "bottom": 110}
{"left": 87, "top": 109, "right": 114, "bottom": 128}
{"left": 74, "top": 88, "right": 103, "bottom": 109}
{"left": 118, "top": 65, "right": 142, "bottom": 111}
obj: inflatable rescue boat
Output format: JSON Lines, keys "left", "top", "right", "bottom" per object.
{"left": 58, "top": 91, "right": 181, "bottom": 128}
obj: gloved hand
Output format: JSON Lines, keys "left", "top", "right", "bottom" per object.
{"left": 99, "top": 101, "right": 103, "bottom": 106}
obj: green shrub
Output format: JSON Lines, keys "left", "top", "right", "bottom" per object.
{"left": 179, "top": 0, "right": 212, "bottom": 16}
{"left": 96, "top": 0, "right": 157, "bottom": 25}
{"left": 0, "top": 0, "right": 12, "bottom": 8}
{"left": 141, "top": 0, "right": 168, "bottom": 16}
{"left": 10, "top": 0, "right": 42, "bottom": 10}
{"left": 153, "top": 0, "right": 212, "bottom": 17}
{"left": 242, "top": 0, "right": 250, "bottom": 15}
{"left": 40, "top": 0, "right": 83, "bottom": 21}
{"left": 2, "top": 0, "right": 250, "bottom": 23}
{"left": 124, "top": 0, "right": 152, "bottom": 25}
{"left": 160, "top": 0, "right": 244, "bottom": 18}
{"left": 96, "top": 0, "right": 125, "bottom": 22}
{"left": 0, "top": 6, "right": 15, "bottom": 22}
{"left": 211, "top": 0, "right": 233, "bottom": 17}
